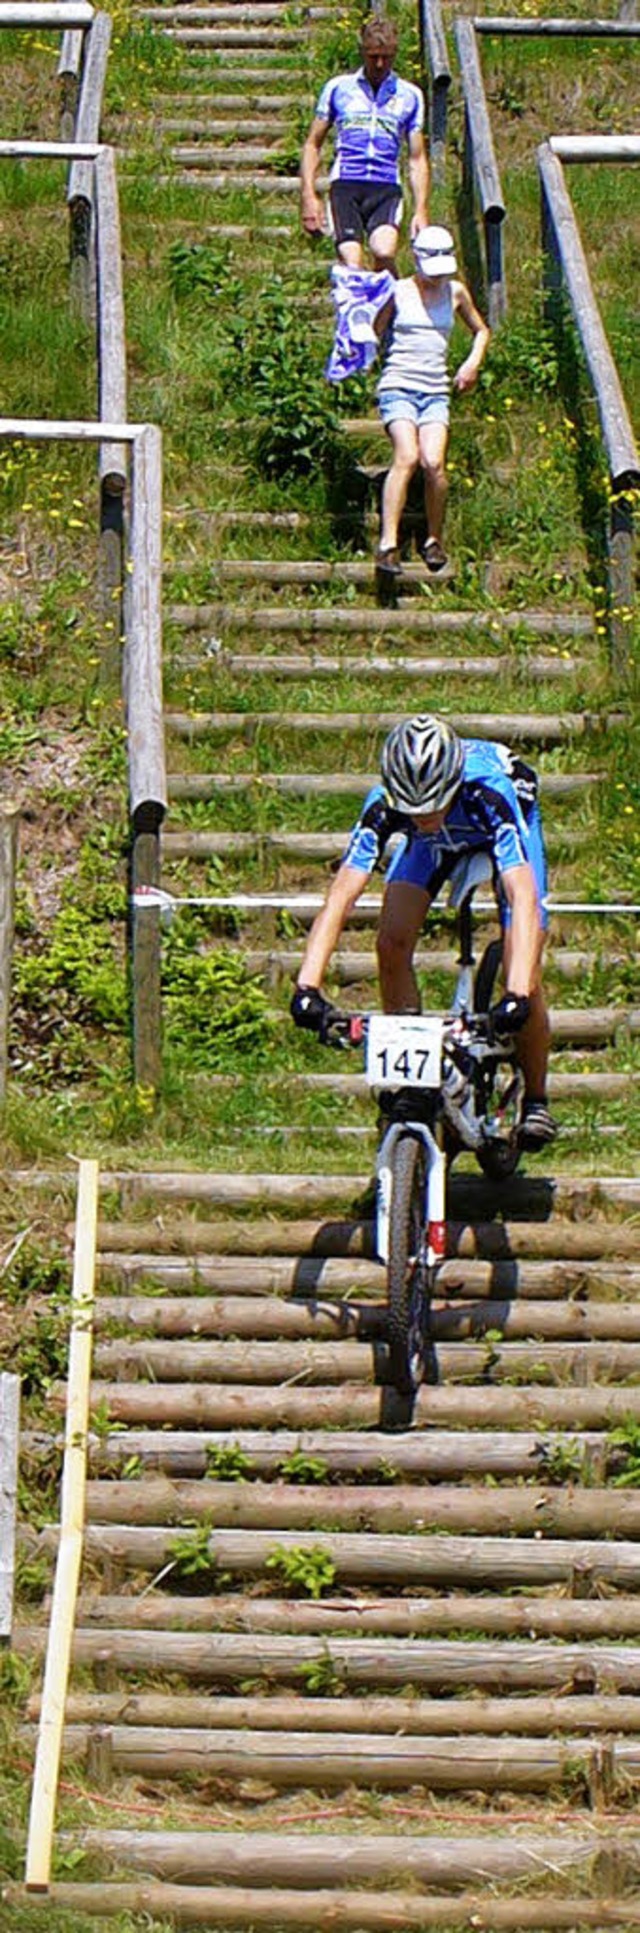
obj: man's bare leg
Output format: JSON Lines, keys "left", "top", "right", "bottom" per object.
{"left": 377, "top": 881, "right": 431, "bottom": 1011}
{"left": 369, "top": 220, "right": 399, "bottom": 275}
{"left": 337, "top": 239, "right": 365, "bottom": 268}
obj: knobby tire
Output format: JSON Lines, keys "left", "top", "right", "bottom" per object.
{"left": 383, "top": 1132, "right": 427, "bottom": 1427}
{"left": 474, "top": 938, "right": 522, "bottom": 1182}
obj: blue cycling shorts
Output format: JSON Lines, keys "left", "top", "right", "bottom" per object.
{"left": 387, "top": 801, "right": 549, "bottom": 930}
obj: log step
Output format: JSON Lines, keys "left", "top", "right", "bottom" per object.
{"left": 171, "top": 649, "right": 580, "bottom": 682}
{"left": 61, "top": 1591, "right": 640, "bottom": 1638}
{"left": 21, "top": 1625, "right": 640, "bottom": 1692}
{"left": 160, "top": 117, "right": 290, "bottom": 135}
{"left": 93, "top": 1252, "right": 640, "bottom": 1295}
{"left": 91, "top": 1294, "right": 640, "bottom": 1344}
{"left": 167, "top": 601, "right": 593, "bottom": 636}
{"left": 142, "top": 4, "right": 330, "bottom": 20}
{"left": 159, "top": 94, "right": 303, "bottom": 109}
{"left": 24, "top": 1621, "right": 640, "bottom": 1688}
{"left": 43, "top": 1724, "right": 640, "bottom": 1791}
{"left": 13, "top": 1828, "right": 640, "bottom": 1909}
{"left": 10, "top": 1880, "right": 640, "bottom": 1931}
{"left": 30, "top": 1688, "right": 640, "bottom": 1736}
{"left": 168, "top": 170, "right": 303, "bottom": 186}
{"left": 93, "top": 1171, "right": 640, "bottom": 1213}
{"left": 82, "top": 1334, "right": 640, "bottom": 1386}
{"left": 220, "top": 945, "right": 619, "bottom": 984}
{"left": 92, "top": 1212, "right": 640, "bottom": 1260}
{"left": 82, "top": 1476, "right": 640, "bottom": 1537}
{"left": 164, "top": 769, "right": 602, "bottom": 800}
{"left": 69, "top": 1524, "right": 640, "bottom": 1587}
{"left": 160, "top": 826, "right": 588, "bottom": 865}
{"left": 161, "top": 33, "right": 308, "bottom": 48}
{"left": 172, "top": 144, "right": 296, "bottom": 164}
{"left": 58, "top": 1381, "right": 640, "bottom": 1429}
{"left": 83, "top": 1424, "right": 624, "bottom": 1480}
{"left": 164, "top": 708, "right": 608, "bottom": 743}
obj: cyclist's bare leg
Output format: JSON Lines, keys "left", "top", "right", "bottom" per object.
{"left": 502, "top": 928, "right": 550, "bottom": 1098}
{"left": 377, "top": 881, "right": 431, "bottom": 1012}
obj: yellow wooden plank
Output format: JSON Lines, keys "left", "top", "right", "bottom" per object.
{"left": 25, "top": 1159, "right": 99, "bottom": 1892}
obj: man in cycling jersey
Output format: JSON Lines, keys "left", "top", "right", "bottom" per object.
{"left": 300, "top": 15, "right": 429, "bottom": 271}
{"left": 290, "top": 714, "right": 556, "bottom": 1149}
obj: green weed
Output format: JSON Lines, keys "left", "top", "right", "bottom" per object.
{"left": 168, "top": 1521, "right": 216, "bottom": 1577}
{"left": 297, "top": 1646, "right": 344, "bottom": 1696}
{"left": 279, "top": 1450, "right": 329, "bottom": 1483}
{"left": 606, "top": 1417, "right": 640, "bottom": 1488}
{"left": 265, "top": 1542, "right": 337, "bottom": 1599}
{"left": 534, "top": 1436, "right": 585, "bottom": 1484}
{"left": 205, "top": 1442, "right": 253, "bottom": 1480}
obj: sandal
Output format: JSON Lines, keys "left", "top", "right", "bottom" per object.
{"left": 422, "top": 537, "right": 448, "bottom": 573}
{"left": 375, "top": 545, "right": 400, "bottom": 573}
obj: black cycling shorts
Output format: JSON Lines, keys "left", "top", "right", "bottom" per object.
{"left": 328, "top": 179, "right": 403, "bottom": 246}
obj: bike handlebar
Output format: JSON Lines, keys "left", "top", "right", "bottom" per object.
{"left": 322, "top": 1009, "right": 513, "bottom": 1055}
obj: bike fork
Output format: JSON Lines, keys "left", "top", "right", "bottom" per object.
{"left": 376, "top": 1118, "right": 447, "bottom": 1270}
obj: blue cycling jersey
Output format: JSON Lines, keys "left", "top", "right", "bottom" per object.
{"left": 341, "top": 739, "right": 548, "bottom": 923}
{"left": 315, "top": 69, "right": 424, "bottom": 185}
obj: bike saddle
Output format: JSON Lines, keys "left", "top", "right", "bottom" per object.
{"left": 447, "top": 850, "right": 493, "bottom": 908}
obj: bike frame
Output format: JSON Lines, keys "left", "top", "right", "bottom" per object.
{"left": 373, "top": 853, "right": 497, "bottom": 1276}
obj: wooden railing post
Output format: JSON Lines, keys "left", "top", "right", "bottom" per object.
{"left": 0, "top": 803, "right": 18, "bottom": 1109}
{"left": 58, "top": 27, "right": 83, "bottom": 139}
{"left": 130, "top": 824, "right": 163, "bottom": 1092}
{"left": 67, "top": 10, "right": 112, "bottom": 321}
{"left": 454, "top": 18, "right": 506, "bottom": 324}
{"left": 125, "top": 427, "right": 167, "bottom": 1091}
{"left": 417, "top": 0, "right": 451, "bottom": 186}
{"left": 537, "top": 142, "right": 639, "bottom": 677}
{"left": 94, "top": 147, "right": 127, "bottom": 673}
{"left": 609, "top": 490, "right": 636, "bottom": 677}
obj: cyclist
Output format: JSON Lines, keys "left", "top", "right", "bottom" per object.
{"left": 290, "top": 714, "right": 557, "bottom": 1150}
{"left": 300, "top": 15, "right": 429, "bottom": 272}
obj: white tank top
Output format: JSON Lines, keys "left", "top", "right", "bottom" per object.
{"left": 378, "top": 275, "right": 453, "bottom": 394}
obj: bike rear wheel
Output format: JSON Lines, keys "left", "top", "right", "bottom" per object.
{"left": 474, "top": 938, "right": 522, "bottom": 1182}
{"left": 382, "top": 1131, "right": 431, "bottom": 1426}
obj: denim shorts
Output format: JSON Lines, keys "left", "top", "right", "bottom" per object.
{"left": 377, "top": 388, "right": 450, "bottom": 429}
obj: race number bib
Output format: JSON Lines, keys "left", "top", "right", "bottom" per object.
{"left": 365, "top": 1015, "right": 443, "bottom": 1090}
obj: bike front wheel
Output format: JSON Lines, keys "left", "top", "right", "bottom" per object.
{"left": 384, "top": 1131, "right": 431, "bottom": 1420}
{"left": 474, "top": 938, "right": 523, "bottom": 1182}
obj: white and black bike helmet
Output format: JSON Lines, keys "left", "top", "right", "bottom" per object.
{"left": 381, "top": 714, "right": 464, "bottom": 815}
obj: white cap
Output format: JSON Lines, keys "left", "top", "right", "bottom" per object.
{"left": 412, "top": 225, "right": 457, "bottom": 276}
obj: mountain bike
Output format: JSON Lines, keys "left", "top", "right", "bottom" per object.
{"left": 324, "top": 855, "right": 525, "bottom": 1427}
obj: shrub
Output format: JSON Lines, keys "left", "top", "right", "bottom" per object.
{"left": 163, "top": 939, "right": 274, "bottom": 1070}
{"left": 228, "top": 278, "right": 346, "bottom": 480}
